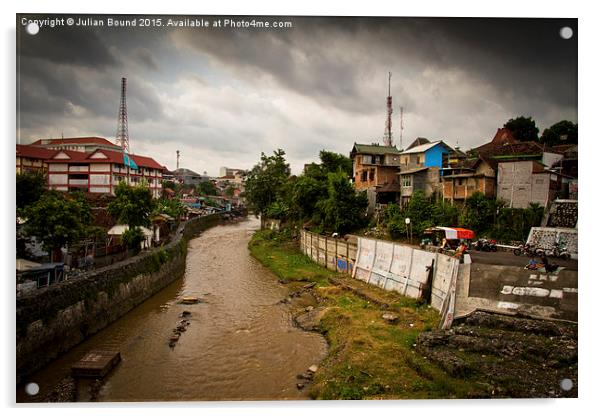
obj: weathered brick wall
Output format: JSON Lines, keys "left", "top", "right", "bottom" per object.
{"left": 16, "top": 214, "right": 221, "bottom": 383}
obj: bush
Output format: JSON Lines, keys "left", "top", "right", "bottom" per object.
{"left": 122, "top": 227, "right": 145, "bottom": 250}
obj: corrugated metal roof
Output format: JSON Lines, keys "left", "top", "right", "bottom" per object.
{"left": 351, "top": 143, "right": 400, "bottom": 155}
{"left": 400, "top": 140, "right": 453, "bottom": 154}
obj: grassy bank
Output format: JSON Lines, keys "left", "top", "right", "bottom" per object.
{"left": 249, "top": 229, "right": 488, "bottom": 399}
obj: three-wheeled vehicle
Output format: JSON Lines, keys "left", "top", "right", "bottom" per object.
{"left": 421, "top": 226, "right": 476, "bottom": 252}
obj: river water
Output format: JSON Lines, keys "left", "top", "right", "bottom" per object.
{"left": 18, "top": 217, "right": 328, "bottom": 402}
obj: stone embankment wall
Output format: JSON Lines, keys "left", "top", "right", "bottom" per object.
{"left": 16, "top": 214, "right": 221, "bottom": 384}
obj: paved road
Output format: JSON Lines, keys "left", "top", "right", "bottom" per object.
{"left": 468, "top": 249, "right": 578, "bottom": 271}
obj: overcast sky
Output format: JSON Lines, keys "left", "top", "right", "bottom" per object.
{"left": 17, "top": 15, "right": 577, "bottom": 175}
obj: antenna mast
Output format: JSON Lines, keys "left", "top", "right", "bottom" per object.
{"left": 176, "top": 150, "right": 180, "bottom": 170}
{"left": 383, "top": 72, "right": 393, "bottom": 147}
{"left": 116, "top": 77, "right": 130, "bottom": 153}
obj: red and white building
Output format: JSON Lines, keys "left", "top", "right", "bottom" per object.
{"left": 17, "top": 137, "right": 165, "bottom": 198}
{"left": 16, "top": 144, "right": 56, "bottom": 174}
{"left": 46, "top": 148, "right": 164, "bottom": 197}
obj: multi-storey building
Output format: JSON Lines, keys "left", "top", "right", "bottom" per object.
{"left": 441, "top": 157, "right": 497, "bottom": 203}
{"left": 30, "top": 137, "right": 122, "bottom": 153}
{"left": 350, "top": 143, "right": 401, "bottom": 212}
{"left": 46, "top": 148, "right": 164, "bottom": 198}
{"left": 16, "top": 145, "right": 56, "bottom": 174}
{"left": 398, "top": 140, "right": 454, "bottom": 205}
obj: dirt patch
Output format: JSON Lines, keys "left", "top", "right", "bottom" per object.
{"left": 416, "top": 311, "right": 577, "bottom": 398}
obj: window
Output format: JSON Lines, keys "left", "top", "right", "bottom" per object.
{"left": 361, "top": 171, "right": 368, "bottom": 182}
{"left": 457, "top": 179, "right": 464, "bottom": 186}
{"left": 369, "top": 170, "right": 375, "bottom": 181}
{"left": 402, "top": 175, "right": 412, "bottom": 187}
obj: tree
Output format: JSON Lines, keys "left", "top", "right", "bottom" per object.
{"left": 155, "top": 198, "right": 186, "bottom": 219}
{"left": 459, "top": 192, "right": 504, "bottom": 236}
{"left": 540, "top": 120, "right": 578, "bottom": 146}
{"left": 244, "top": 149, "right": 290, "bottom": 216}
{"left": 504, "top": 116, "right": 539, "bottom": 142}
{"left": 108, "top": 182, "right": 155, "bottom": 228}
{"left": 23, "top": 191, "right": 90, "bottom": 261}
{"left": 197, "top": 180, "right": 218, "bottom": 196}
{"left": 16, "top": 171, "right": 46, "bottom": 210}
{"left": 318, "top": 150, "right": 353, "bottom": 177}
{"left": 315, "top": 171, "right": 368, "bottom": 234}
{"left": 122, "top": 227, "right": 145, "bottom": 251}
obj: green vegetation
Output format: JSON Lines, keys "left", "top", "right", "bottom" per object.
{"left": 108, "top": 182, "right": 155, "bottom": 228}
{"left": 16, "top": 171, "right": 47, "bottom": 211}
{"left": 155, "top": 198, "right": 186, "bottom": 219}
{"left": 384, "top": 191, "right": 543, "bottom": 243}
{"left": 249, "top": 230, "right": 334, "bottom": 286}
{"left": 197, "top": 180, "right": 219, "bottom": 196}
{"left": 23, "top": 191, "right": 93, "bottom": 261}
{"left": 244, "top": 149, "right": 368, "bottom": 234}
{"left": 503, "top": 116, "right": 577, "bottom": 145}
{"left": 540, "top": 120, "right": 578, "bottom": 145}
{"left": 249, "top": 230, "right": 488, "bottom": 399}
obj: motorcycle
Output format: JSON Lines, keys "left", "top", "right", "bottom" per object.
{"left": 513, "top": 242, "right": 538, "bottom": 257}
{"left": 474, "top": 238, "right": 498, "bottom": 252}
{"left": 536, "top": 241, "right": 571, "bottom": 261}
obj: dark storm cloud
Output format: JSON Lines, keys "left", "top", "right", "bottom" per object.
{"left": 18, "top": 23, "right": 116, "bottom": 68}
{"left": 172, "top": 16, "right": 577, "bottom": 115}
{"left": 17, "top": 15, "right": 577, "bottom": 174}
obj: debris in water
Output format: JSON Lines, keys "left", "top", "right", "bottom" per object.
{"left": 179, "top": 297, "right": 201, "bottom": 305}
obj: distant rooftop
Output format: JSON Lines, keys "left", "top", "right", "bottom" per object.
{"left": 351, "top": 143, "right": 400, "bottom": 155}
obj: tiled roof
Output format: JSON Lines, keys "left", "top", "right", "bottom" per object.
{"left": 31, "top": 137, "right": 119, "bottom": 147}
{"left": 46, "top": 148, "right": 164, "bottom": 170}
{"left": 16, "top": 144, "right": 57, "bottom": 159}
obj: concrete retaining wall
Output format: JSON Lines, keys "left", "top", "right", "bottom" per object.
{"left": 16, "top": 214, "right": 221, "bottom": 384}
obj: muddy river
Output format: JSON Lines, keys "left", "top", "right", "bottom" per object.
{"left": 18, "top": 217, "right": 328, "bottom": 402}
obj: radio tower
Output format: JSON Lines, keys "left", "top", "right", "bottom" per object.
{"left": 399, "top": 106, "right": 404, "bottom": 150}
{"left": 176, "top": 150, "right": 180, "bottom": 170}
{"left": 116, "top": 77, "right": 130, "bottom": 153}
{"left": 383, "top": 72, "right": 393, "bottom": 147}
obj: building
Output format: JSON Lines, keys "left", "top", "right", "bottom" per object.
{"left": 16, "top": 144, "right": 56, "bottom": 174}
{"left": 46, "top": 148, "right": 164, "bottom": 198}
{"left": 219, "top": 167, "right": 245, "bottom": 177}
{"left": 30, "top": 137, "right": 122, "bottom": 153}
{"left": 398, "top": 140, "right": 454, "bottom": 204}
{"left": 350, "top": 143, "right": 401, "bottom": 211}
{"left": 441, "top": 158, "right": 497, "bottom": 203}
{"left": 496, "top": 160, "right": 567, "bottom": 208}
{"left": 472, "top": 128, "right": 563, "bottom": 169}
{"left": 173, "top": 168, "right": 211, "bottom": 187}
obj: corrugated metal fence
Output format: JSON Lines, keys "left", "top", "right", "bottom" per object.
{"left": 300, "top": 230, "right": 357, "bottom": 274}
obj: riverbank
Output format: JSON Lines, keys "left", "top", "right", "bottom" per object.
{"left": 249, "top": 230, "right": 480, "bottom": 399}
{"left": 249, "top": 229, "right": 578, "bottom": 399}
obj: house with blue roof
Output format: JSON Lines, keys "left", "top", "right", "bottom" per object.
{"left": 399, "top": 139, "right": 455, "bottom": 205}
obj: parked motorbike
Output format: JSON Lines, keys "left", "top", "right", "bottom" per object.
{"left": 474, "top": 238, "right": 497, "bottom": 252}
{"left": 536, "top": 241, "right": 571, "bottom": 261}
{"left": 513, "top": 242, "right": 538, "bottom": 257}
{"left": 474, "top": 238, "right": 497, "bottom": 251}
